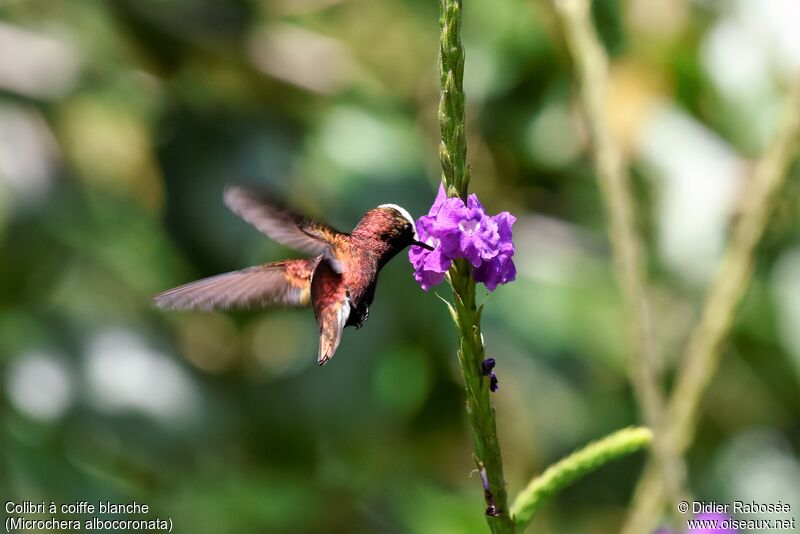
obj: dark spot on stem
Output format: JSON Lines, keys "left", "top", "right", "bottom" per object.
{"left": 478, "top": 461, "right": 501, "bottom": 517}
{"left": 481, "top": 358, "right": 499, "bottom": 392}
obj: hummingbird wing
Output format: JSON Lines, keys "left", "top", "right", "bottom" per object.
{"left": 153, "top": 259, "right": 318, "bottom": 311}
{"left": 224, "top": 186, "right": 344, "bottom": 271}
{"left": 310, "top": 259, "right": 351, "bottom": 365}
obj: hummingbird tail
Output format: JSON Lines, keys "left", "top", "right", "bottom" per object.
{"left": 316, "top": 295, "right": 350, "bottom": 365}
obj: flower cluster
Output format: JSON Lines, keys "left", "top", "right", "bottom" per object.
{"left": 409, "top": 185, "right": 516, "bottom": 291}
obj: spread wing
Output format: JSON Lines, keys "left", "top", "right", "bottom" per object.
{"left": 310, "top": 259, "right": 350, "bottom": 365}
{"left": 224, "top": 186, "right": 344, "bottom": 270}
{"left": 153, "top": 259, "right": 318, "bottom": 311}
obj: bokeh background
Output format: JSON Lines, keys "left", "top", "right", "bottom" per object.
{"left": 1, "top": 0, "right": 799, "bottom": 532}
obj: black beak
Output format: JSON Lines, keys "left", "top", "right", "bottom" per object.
{"left": 412, "top": 240, "right": 434, "bottom": 251}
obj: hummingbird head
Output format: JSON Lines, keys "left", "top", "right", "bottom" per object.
{"left": 353, "top": 204, "right": 433, "bottom": 254}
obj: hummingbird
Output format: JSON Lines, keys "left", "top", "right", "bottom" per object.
{"left": 154, "top": 186, "right": 431, "bottom": 365}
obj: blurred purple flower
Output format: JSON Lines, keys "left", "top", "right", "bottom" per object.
{"left": 653, "top": 512, "right": 737, "bottom": 534}
{"left": 409, "top": 185, "right": 516, "bottom": 291}
{"left": 690, "top": 513, "right": 737, "bottom": 534}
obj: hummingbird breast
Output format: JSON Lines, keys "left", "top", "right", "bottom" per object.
{"left": 338, "top": 235, "right": 383, "bottom": 311}
{"left": 311, "top": 235, "right": 386, "bottom": 326}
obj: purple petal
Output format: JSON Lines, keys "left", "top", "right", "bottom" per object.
{"left": 460, "top": 232, "right": 485, "bottom": 267}
{"left": 422, "top": 247, "right": 452, "bottom": 273}
{"left": 466, "top": 193, "right": 486, "bottom": 214}
{"left": 477, "top": 217, "right": 500, "bottom": 259}
{"left": 414, "top": 267, "right": 447, "bottom": 291}
{"left": 498, "top": 254, "right": 516, "bottom": 284}
{"left": 438, "top": 226, "right": 464, "bottom": 259}
{"left": 492, "top": 211, "right": 516, "bottom": 254}
{"left": 409, "top": 245, "right": 428, "bottom": 268}
{"left": 428, "top": 183, "right": 448, "bottom": 216}
{"left": 432, "top": 198, "right": 468, "bottom": 230}
{"left": 474, "top": 260, "right": 500, "bottom": 291}
{"left": 474, "top": 253, "right": 516, "bottom": 291}
{"left": 415, "top": 215, "right": 435, "bottom": 241}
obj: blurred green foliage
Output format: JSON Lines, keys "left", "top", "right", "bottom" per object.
{"left": 0, "top": 0, "right": 798, "bottom": 533}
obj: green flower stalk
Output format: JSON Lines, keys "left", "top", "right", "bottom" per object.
{"left": 511, "top": 427, "right": 653, "bottom": 528}
{"left": 446, "top": 264, "right": 513, "bottom": 532}
{"left": 436, "top": 0, "right": 514, "bottom": 531}
{"left": 439, "top": 0, "right": 470, "bottom": 199}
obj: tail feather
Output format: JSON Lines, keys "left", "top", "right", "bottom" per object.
{"left": 311, "top": 259, "right": 351, "bottom": 365}
{"left": 317, "top": 297, "right": 350, "bottom": 365}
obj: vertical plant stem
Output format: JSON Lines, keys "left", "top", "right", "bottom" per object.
{"left": 438, "top": 0, "right": 513, "bottom": 531}
{"left": 665, "top": 81, "right": 800, "bottom": 456}
{"left": 551, "top": 0, "right": 685, "bottom": 520}
{"left": 449, "top": 264, "right": 514, "bottom": 532}
{"left": 620, "top": 458, "right": 665, "bottom": 534}
{"left": 439, "top": 0, "right": 470, "bottom": 199}
{"left": 622, "top": 81, "right": 800, "bottom": 534}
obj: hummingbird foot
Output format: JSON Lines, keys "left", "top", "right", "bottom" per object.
{"left": 354, "top": 307, "right": 369, "bottom": 329}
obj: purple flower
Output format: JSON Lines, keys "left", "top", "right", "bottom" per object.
{"left": 409, "top": 245, "right": 448, "bottom": 290}
{"left": 408, "top": 185, "right": 452, "bottom": 290}
{"left": 409, "top": 185, "right": 516, "bottom": 291}
{"left": 435, "top": 194, "right": 500, "bottom": 267}
{"left": 474, "top": 248, "right": 516, "bottom": 291}
{"left": 494, "top": 211, "right": 516, "bottom": 254}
